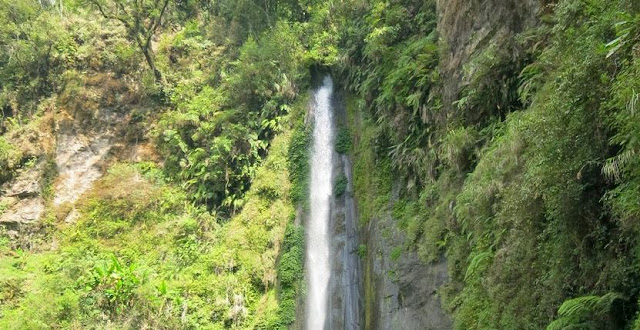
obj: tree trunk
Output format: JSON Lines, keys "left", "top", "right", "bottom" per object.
{"left": 138, "top": 38, "right": 164, "bottom": 85}
{"left": 143, "top": 47, "right": 163, "bottom": 84}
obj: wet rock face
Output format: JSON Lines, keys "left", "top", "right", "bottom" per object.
{"left": 314, "top": 80, "right": 362, "bottom": 330}
{"left": 362, "top": 183, "right": 452, "bottom": 330}
{"left": 329, "top": 153, "right": 362, "bottom": 330}
{"left": 436, "top": 0, "right": 541, "bottom": 112}
{"left": 392, "top": 255, "right": 449, "bottom": 329}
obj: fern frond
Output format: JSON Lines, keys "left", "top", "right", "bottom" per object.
{"left": 546, "top": 317, "right": 572, "bottom": 330}
{"left": 546, "top": 293, "right": 623, "bottom": 330}
{"left": 603, "top": 149, "right": 637, "bottom": 182}
{"left": 627, "top": 91, "right": 638, "bottom": 115}
{"left": 464, "top": 251, "right": 492, "bottom": 282}
{"left": 557, "top": 295, "right": 601, "bottom": 317}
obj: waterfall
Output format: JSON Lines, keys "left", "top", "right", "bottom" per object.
{"left": 306, "top": 75, "right": 334, "bottom": 330}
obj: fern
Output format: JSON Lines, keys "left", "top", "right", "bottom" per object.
{"left": 547, "top": 293, "right": 623, "bottom": 330}
{"left": 464, "top": 251, "right": 493, "bottom": 282}
{"left": 603, "top": 149, "right": 637, "bottom": 182}
{"left": 603, "top": 92, "right": 639, "bottom": 182}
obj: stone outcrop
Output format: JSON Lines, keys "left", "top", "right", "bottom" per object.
{"left": 437, "top": 0, "right": 541, "bottom": 112}
{"left": 0, "top": 74, "right": 145, "bottom": 231}
{"left": 329, "top": 90, "right": 362, "bottom": 329}
{"left": 360, "top": 181, "right": 452, "bottom": 330}
{"left": 0, "top": 163, "right": 46, "bottom": 229}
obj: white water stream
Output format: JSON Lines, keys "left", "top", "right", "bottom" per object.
{"left": 306, "top": 76, "right": 334, "bottom": 330}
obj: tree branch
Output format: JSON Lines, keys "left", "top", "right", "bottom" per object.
{"left": 90, "top": 0, "right": 132, "bottom": 30}
{"left": 145, "top": 0, "right": 169, "bottom": 48}
{"left": 88, "top": 0, "right": 167, "bottom": 84}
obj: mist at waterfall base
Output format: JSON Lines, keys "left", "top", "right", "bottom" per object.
{"left": 305, "top": 76, "right": 334, "bottom": 330}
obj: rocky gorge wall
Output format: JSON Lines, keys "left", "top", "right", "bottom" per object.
{"left": 354, "top": 0, "right": 543, "bottom": 329}
{"left": 328, "top": 87, "right": 363, "bottom": 330}
{"left": 437, "top": 0, "right": 542, "bottom": 113}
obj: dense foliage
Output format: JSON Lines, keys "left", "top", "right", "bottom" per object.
{"left": 0, "top": 0, "right": 310, "bottom": 328}
{"left": 0, "top": 135, "right": 298, "bottom": 328}
{"left": 336, "top": 0, "right": 640, "bottom": 329}
{"left": 2, "top": 0, "right": 640, "bottom": 328}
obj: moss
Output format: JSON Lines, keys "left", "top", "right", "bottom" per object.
{"left": 276, "top": 222, "right": 304, "bottom": 327}
{"left": 390, "top": 246, "right": 402, "bottom": 262}
{"left": 335, "top": 127, "right": 352, "bottom": 154}
{"left": 347, "top": 98, "right": 392, "bottom": 227}
{"left": 288, "top": 124, "right": 311, "bottom": 207}
{"left": 357, "top": 244, "right": 367, "bottom": 259}
{"left": 334, "top": 174, "right": 348, "bottom": 197}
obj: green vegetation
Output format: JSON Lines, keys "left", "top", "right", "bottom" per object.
{"left": 334, "top": 174, "right": 348, "bottom": 197}
{"left": 87, "top": 0, "right": 170, "bottom": 83}
{"left": 546, "top": 293, "right": 623, "bottom": 330}
{"left": 155, "top": 21, "right": 307, "bottom": 215}
{"left": 276, "top": 222, "right": 304, "bottom": 325}
{"left": 0, "top": 131, "right": 298, "bottom": 328}
{"left": 335, "top": 127, "right": 352, "bottom": 154}
{"left": 0, "top": 0, "right": 311, "bottom": 327}
{"left": 337, "top": 0, "right": 640, "bottom": 329}
{"left": 287, "top": 110, "right": 312, "bottom": 207}
{"left": 345, "top": 98, "right": 393, "bottom": 227}
{"left": 0, "top": 137, "right": 20, "bottom": 185}
{"left": 357, "top": 244, "right": 367, "bottom": 259}
{"left": 2, "top": 0, "right": 640, "bottom": 328}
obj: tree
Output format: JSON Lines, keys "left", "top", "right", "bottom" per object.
{"left": 0, "top": 0, "right": 67, "bottom": 119}
{"left": 213, "top": 0, "right": 306, "bottom": 40}
{"left": 87, "top": 0, "right": 169, "bottom": 84}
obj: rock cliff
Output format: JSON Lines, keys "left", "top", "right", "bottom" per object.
{"left": 437, "top": 0, "right": 541, "bottom": 113}
{"left": 356, "top": 1, "right": 542, "bottom": 329}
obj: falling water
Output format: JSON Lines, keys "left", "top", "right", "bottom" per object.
{"left": 306, "top": 76, "right": 334, "bottom": 330}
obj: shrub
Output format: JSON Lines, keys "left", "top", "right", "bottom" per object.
{"left": 81, "top": 255, "right": 142, "bottom": 315}
{"left": 357, "top": 244, "right": 367, "bottom": 259}
{"left": 0, "top": 137, "right": 21, "bottom": 185}
{"left": 334, "top": 174, "right": 348, "bottom": 197}
{"left": 335, "top": 127, "right": 352, "bottom": 154}
{"left": 288, "top": 123, "right": 311, "bottom": 206}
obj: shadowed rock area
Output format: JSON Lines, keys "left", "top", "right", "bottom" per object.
{"left": 329, "top": 93, "right": 362, "bottom": 329}
{"left": 437, "top": 0, "right": 541, "bottom": 113}
{"left": 361, "top": 181, "right": 452, "bottom": 330}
